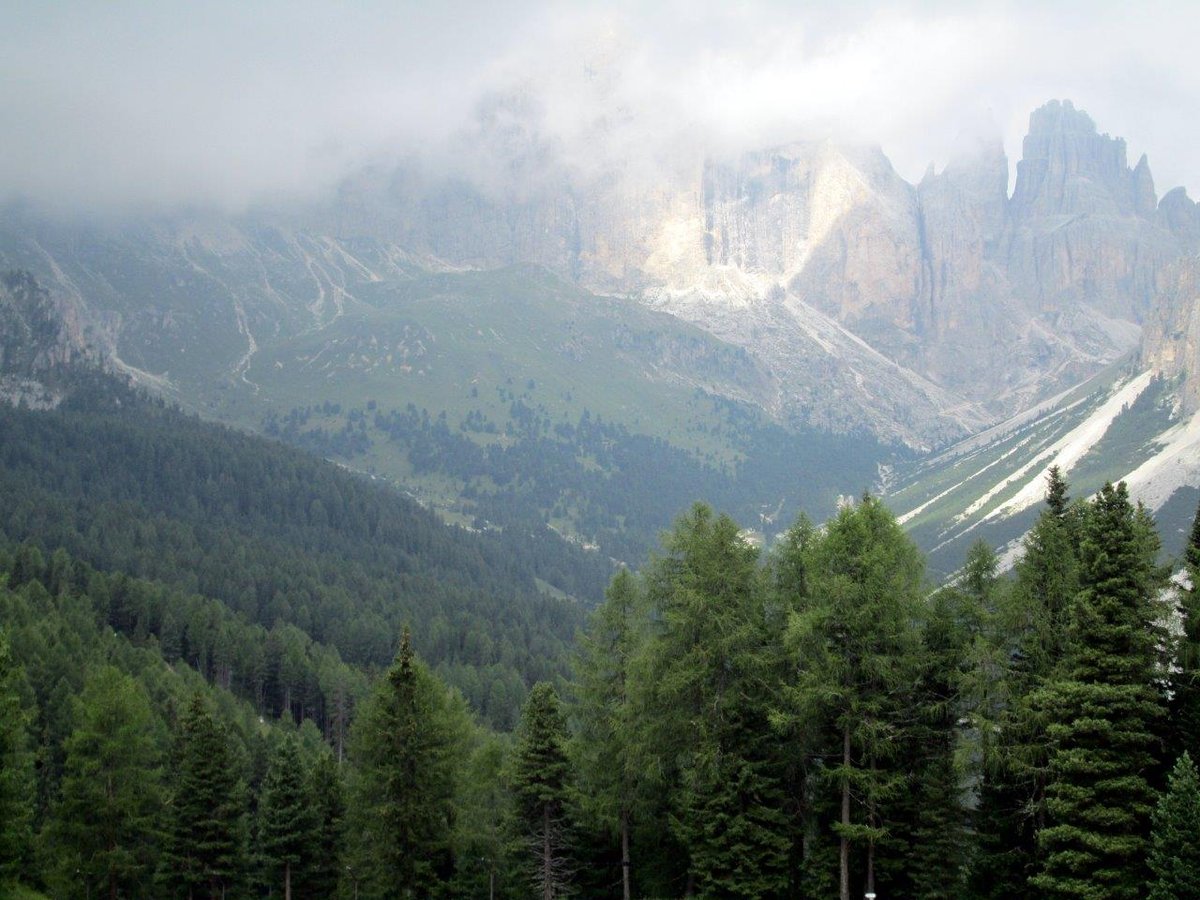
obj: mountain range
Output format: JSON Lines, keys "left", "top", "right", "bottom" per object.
{"left": 2, "top": 98, "right": 1198, "bottom": 569}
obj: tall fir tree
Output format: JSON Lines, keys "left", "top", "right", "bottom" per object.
{"left": 1031, "top": 482, "right": 1165, "bottom": 899}
{"left": 511, "top": 682, "right": 575, "bottom": 900}
{"left": 44, "top": 666, "right": 164, "bottom": 900}
{"left": 0, "top": 629, "right": 34, "bottom": 885}
{"left": 346, "top": 628, "right": 467, "bottom": 898}
{"left": 1148, "top": 751, "right": 1200, "bottom": 900}
{"left": 160, "top": 692, "right": 248, "bottom": 900}
{"left": 258, "top": 733, "right": 314, "bottom": 900}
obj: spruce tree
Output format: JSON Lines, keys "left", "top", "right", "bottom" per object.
{"left": 511, "top": 682, "right": 575, "bottom": 900}
{"left": 969, "top": 473, "right": 1080, "bottom": 898}
{"left": 1031, "top": 482, "right": 1165, "bottom": 899}
{"left": 1168, "top": 498, "right": 1200, "bottom": 762}
{"left": 1148, "top": 751, "right": 1200, "bottom": 900}
{"left": 0, "top": 630, "right": 33, "bottom": 884}
{"left": 304, "top": 751, "right": 344, "bottom": 900}
{"left": 160, "top": 692, "right": 248, "bottom": 899}
{"left": 259, "top": 734, "right": 314, "bottom": 900}
{"left": 45, "top": 666, "right": 164, "bottom": 899}
{"left": 346, "top": 628, "right": 467, "bottom": 897}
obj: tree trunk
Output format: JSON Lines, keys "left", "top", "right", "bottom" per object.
{"left": 867, "top": 757, "right": 876, "bottom": 897}
{"left": 284, "top": 860, "right": 291, "bottom": 900}
{"left": 841, "top": 722, "right": 851, "bottom": 900}
{"left": 543, "top": 803, "right": 553, "bottom": 900}
{"left": 621, "top": 806, "right": 631, "bottom": 900}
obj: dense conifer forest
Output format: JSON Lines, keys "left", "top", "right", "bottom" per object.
{"left": 2, "top": 372, "right": 1199, "bottom": 898}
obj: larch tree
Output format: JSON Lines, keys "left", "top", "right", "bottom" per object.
{"left": 1168, "top": 498, "right": 1200, "bottom": 762}
{"left": 779, "top": 495, "right": 925, "bottom": 900}
{"left": 634, "top": 503, "right": 789, "bottom": 899}
{"left": 304, "top": 750, "right": 344, "bottom": 899}
{"left": 46, "top": 666, "right": 164, "bottom": 900}
{"left": 572, "top": 567, "right": 645, "bottom": 900}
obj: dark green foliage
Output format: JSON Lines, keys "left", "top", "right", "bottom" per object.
{"left": 347, "top": 630, "right": 468, "bottom": 897}
{"left": 304, "top": 751, "right": 344, "bottom": 900}
{"left": 258, "top": 734, "right": 314, "bottom": 899}
{"left": 511, "top": 682, "right": 575, "bottom": 900}
{"left": 0, "top": 383, "right": 603, "bottom": 727}
{"left": 1148, "top": 752, "right": 1200, "bottom": 900}
{"left": 779, "top": 496, "right": 927, "bottom": 900}
{"left": 0, "top": 630, "right": 34, "bottom": 883}
{"left": 160, "top": 693, "right": 248, "bottom": 899}
{"left": 42, "top": 667, "right": 164, "bottom": 899}
{"left": 636, "top": 504, "right": 788, "bottom": 898}
{"left": 1031, "top": 483, "right": 1165, "bottom": 899}
{"left": 572, "top": 568, "right": 644, "bottom": 900}
{"left": 1168, "top": 498, "right": 1200, "bottom": 763}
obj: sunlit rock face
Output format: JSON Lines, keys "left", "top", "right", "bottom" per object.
{"left": 1143, "top": 255, "right": 1200, "bottom": 413}
{"left": 4, "top": 100, "right": 1198, "bottom": 447}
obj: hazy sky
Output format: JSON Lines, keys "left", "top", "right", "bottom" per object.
{"left": 2, "top": 0, "right": 1197, "bottom": 213}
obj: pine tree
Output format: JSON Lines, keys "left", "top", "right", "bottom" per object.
{"left": 1148, "top": 751, "right": 1200, "bottom": 900}
{"left": 160, "top": 692, "right": 248, "bottom": 899}
{"left": 573, "top": 568, "right": 644, "bottom": 900}
{"left": 779, "top": 496, "right": 926, "bottom": 900}
{"left": 45, "top": 666, "right": 164, "bottom": 899}
{"left": 1031, "top": 482, "right": 1165, "bottom": 899}
{"left": 259, "top": 734, "right": 314, "bottom": 900}
{"left": 511, "top": 682, "right": 575, "bottom": 900}
{"left": 346, "top": 628, "right": 467, "bottom": 897}
{"left": 304, "top": 751, "right": 344, "bottom": 900}
{"left": 0, "top": 630, "right": 34, "bottom": 884}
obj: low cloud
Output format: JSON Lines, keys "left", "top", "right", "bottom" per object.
{"left": 2, "top": 0, "right": 1197, "bottom": 214}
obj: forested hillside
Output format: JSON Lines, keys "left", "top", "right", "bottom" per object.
{"left": 5, "top": 429, "right": 1199, "bottom": 896}
{"left": 0, "top": 374, "right": 610, "bottom": 728}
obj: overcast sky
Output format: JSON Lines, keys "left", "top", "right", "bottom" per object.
{"left": 2, "top": 0, "right": 1197, "bottom": 213}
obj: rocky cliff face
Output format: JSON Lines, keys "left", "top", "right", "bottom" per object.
{"left": 2, "top": 100, "right": 1195, "bottom": 448}
{"left": 1143, "top": 254, "right": 1200, "bottom": 413}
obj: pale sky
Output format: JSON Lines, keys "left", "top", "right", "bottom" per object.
{"left": 2, "top": 0, "right": 1197, "bottom": 213}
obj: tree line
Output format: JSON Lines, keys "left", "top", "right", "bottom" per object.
{"left": 5, "top": 467, "right": 1200, "bottom": 897}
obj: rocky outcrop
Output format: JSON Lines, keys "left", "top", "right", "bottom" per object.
{"left": 1143, "top": 254, "right": 1200, "bottom": 412}
{"left": 1006, "top": 100, "right": 1178, "bottom": 321}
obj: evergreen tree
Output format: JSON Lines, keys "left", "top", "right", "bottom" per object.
{"left": 304, "top": 751, "right": 344, "bottom": 900}
{"left": 969, "top": 473, "right": 1080, "bottom": 898}
{"left": 346, "top": 628, "right": 467, "bottom": 897}
{"left": 1031, "top": 482, "right": 1165, "bottom": 899}
{"left": 634, "top": 504, "right": 788, "bottom": 898}
{"left": 45, "top": 666, "right": 164, "bottom": 899}
{"left": 1148, "top": 751, "right": 1200, "bottom": 900}
{"left": 160, "top": 692, "right": 248, "bottom": 899}
{"left": 0, "top": 629, "right": 33, "bottom": 884}
{"left": 1168, "top": 498, "right": 1200, "bottom": 762}
{"left": 572, "top": 568, "right": 644, "bottom": 900}
{"left": 259, "top": 734, "right": 314, "bottom": 900}
{"left": 511, "top": 682, "right": 574, "bottom": 900}
{"left": 779, "top": 496, "right": 926, "bottom": 900}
